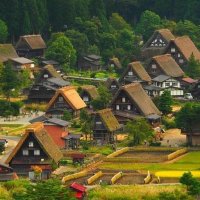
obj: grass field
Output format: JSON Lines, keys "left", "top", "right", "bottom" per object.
{"left": 155, "top": 171, "right": 200, "bottom": 178}
{"left": 99, "top": 151, "right": 200, "bottom": 172}
{"left": 0, "top": 124, "right": 27, "bottom": 136}
{"left": 88, "top": 185, "right": 187, "bottom": 200}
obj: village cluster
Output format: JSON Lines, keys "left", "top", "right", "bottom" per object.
{"left": 0, "top": 28, "right": 200, "bottom": 199}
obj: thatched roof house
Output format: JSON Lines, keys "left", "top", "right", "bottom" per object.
{"left": 147, "top": 54, "right": 184, "bottom": 78}
{"left": 0, "top": 44, "right": 18, "bottom": 63}
{"left": 108, "top": 57, "right": 122, "bottom": 69}
{"left": 141, "top": 29, "right": 175, "bottom": 59}
{"left": 119, "top": 61, "right": 151, "bottom": 85}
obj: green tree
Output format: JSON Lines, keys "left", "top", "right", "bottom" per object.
{"left": 0, "top": 19, "right": 8, "bottom": 43}
{"left": 45, "top": 35, "right": 77, "bottom": 69}
{"left": 65, "top": 29, "right": 89, "bottom": 57}
{"left": 109, "top": 13, "right": 131, "bottom": 31}
{"left": 0, "top": 62, "right": 20, "bottom": 100}
{"left": 186, "top": 53, "right": 200, "bottom": 79}
{"left": 125, "top": 118, "right": 153, "bottom": 146}
{"left": 91, "top": 85, "right": 111, "bottom": 110}
{"left": 175, "top": 103, "right": 200, "bottom": 146}
{"left": 157, "top": 90, "right": 173, "bottom": 115}
{"left": 136, "top": 10, "right": 162, "bottom": 41}
{"left": 62, "top": 110, "right": 72, "bottom": 121}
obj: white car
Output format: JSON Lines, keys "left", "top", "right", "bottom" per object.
{"left": 185, "top": 93, "right": 193, "bottom": 100}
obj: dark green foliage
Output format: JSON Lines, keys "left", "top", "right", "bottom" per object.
{"left": 125, "top": 118, "right": 153, "bottom": 146}
{"left": 0, "top": 143, "right": 5, "bottom": 154}
{"left": 156, "top": 91, "right": 173, "bottom": 115}
{"left": 91, "top": 85, "right": 111, "bottom": 110}
{"left": 62, "top": 110, "right": 72, "bottom": 121}
{"left": 0, "top": 19, "right": 8, "bottom": 43}
{"left": 186, "top": 54, "right": 200, "bottom": 79}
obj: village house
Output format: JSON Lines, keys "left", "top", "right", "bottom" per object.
{"left": 9, "top": 57, "right": 34, "bottom": 71}
{"left": 0, "top": 44, "right": 18, "bottom": 64}
{"left": 150, "top": 75, "right": 184, "bottom": 97}
{"left": 30, "top": 117, "right": 69, "bottom": 149}
{"left": 185, "top": 124, "right": 200, "bottom": 146}
{"left": 5, "top": 122, "right": 63, "bottom": 179}
{"left": 28, "top": 65, "right": 70, "bottom": 102}
{"left": 92, "top": 109, "right": 121, "bottom": 145}
{"left": 146, "top": 54, "right": 184, "bottom": 79}
{"left": 191, "top": 80, "right": 200, "bottom": 100}
{"left": 0, "top": 162, "right": 18, "bottom": 181}
{"left": 46, "top": 86, "right": 86, "bottom": 118}
{"left": 111, "top": 83, "right": 161, "bottom": 126}
{"left": 15, "top": 35, "right": 46, "bottom": 58}
{"left": 119, "top": 61, "right": 151, "bottom": 86}
{"left": 63, "top": 133, "right": 82, "bottom": 150}
{"left": 141, "top": 29, "right": 175, "bottom": 60}
{"left": 105, "top": 78, "right": 120, "bottom": 95}
{"left": 78, "top": 54, "right": 102, "bottom": 71}
{"left": 181, "top": 77, "right": 198, "bottom": 92}
{"left": 79, "top": 85, "right": 99, "bottom": 109}
{"left": 107, "top": 57, "right": 122, "bottom": 71}
{"left": 165, "top": 36, "right": 200, "bottom": 68}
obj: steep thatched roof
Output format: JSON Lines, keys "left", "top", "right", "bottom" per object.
{"left": 106, "top": 78, "right": 120, "bottom": 88}
{"left": 43, "top": 65, "right": 61, "bottom": 78}
{"left": 81, "top": 85, "right": 99, "bottom": 100}
{"left": 152, "top": 54, "right": 184, "bottom": 77}
{"left": 112, "top": 83, "right": 161, "bottom": 116}
{"left": 16, "top": 35, "right": 46, "bottom": 50}
{"left": 168, "top": 36, "right": 200, "bottom": 61}
{"left": 6, "top": 122, "right": 63, "bottom": 164}
{"left": 96, "top": 108, "right": 120, "bottom": 132}
{"left": 143, "top": 29, "right": 175, "bottom": 49}
{"left": 109, "top": 57, "right": 122, "bottom": 69}
{"left": 47, "top": 86, "right": 86, "bottom": 111}
{"left": 0, "top": 44, "right": 18, "bottom": 63}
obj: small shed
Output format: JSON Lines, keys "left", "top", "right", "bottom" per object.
{"left": 70, "top": 182, "right": 86, "bottom": 200}
{"left": 63, "top": 134, "right": 82, "bottom": 150}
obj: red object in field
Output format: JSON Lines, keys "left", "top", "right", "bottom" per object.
{"left": 70, "top": 182, "right": 86, "bottom": 200}
{"left": 70, "top": 153, "right": 85, "bottom": 159}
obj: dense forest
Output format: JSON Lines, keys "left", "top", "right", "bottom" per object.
{"left": 1, "top": 0, "right": 200, "bottom": 70}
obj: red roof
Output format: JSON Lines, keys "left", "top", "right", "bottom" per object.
{"left": 44, "top": 125, "right": 68, "bottom": 148}
{"left": 182, "top": 77, "right": 197, "bottom": 84}
{"left": 70, "top": 182, "right": 86, "bottom": 193}
{"left": 75, "top": 192, "right": 84, "bottom": 199}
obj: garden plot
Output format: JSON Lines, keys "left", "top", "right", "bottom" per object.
{"left": 91, "top": 174, "right": 114, "bottom": 185}
{"left": 116, "top": 150, "right": 173, "bottom": 163}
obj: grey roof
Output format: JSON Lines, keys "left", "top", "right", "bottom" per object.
{"left": 47, "top": 118, "right": 69, "bottom": 127}
{"left": 42, "top": 60, "right": 59, "bottom": 65}
{"left": 63, "top": 134, "right": 82, "bottom": 139}
{"left": 152, "top": 75, "right": 171, "bottom": 82}
{"left": 47, "top": 77, "right": 70, "bottom": 87}
{"left": 144, "top": 85, "right": 162, "bottom": 91}
{"left": 10, "top": 57, "right": 34, "bottom": 64}
{"left": 146, "top": 114, "right": 161, "bottom": 120}
{"left": 29, "top": 115, "right": 48, "bottom": 123}
{"left": 86, "top": 54, "right": 101, "bottom": 60}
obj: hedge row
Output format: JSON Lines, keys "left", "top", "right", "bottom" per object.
{"left": 107, "top": 147, "right": 129, "bottom": 158}
{"left": 87, "top": 171, "right": 103, "bottom": 185}
{"left": 167, "top": 148, "right": 188, "bottom": 161}
{"left": 62, "top": 171, "right": 87, "bottom": 183}
{"left": 111, "top": 172, "right": 123, "bottom": 184}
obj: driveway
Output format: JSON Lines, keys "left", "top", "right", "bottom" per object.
{"left": 0, "top": 135, "right": 21, "bottom": 163}
{"left": 161, "top": 129, "right": 186, "bottom": 147}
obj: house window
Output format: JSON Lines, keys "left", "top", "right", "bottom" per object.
{"left": 171, "top": 48, "right": 176, "bottom": 53}
{"left": 83, "top": 96, "right": 89, "bottom": 102}
{"left": 127, "top": 105, "right": 131, "bottom": 110}
{"left": 116, "top": 105, "right": 120, "bottom": 110}
{"left": 122, "top": 97, "right": 126, "bottom": 102}
{"left": 152, "top": 64, "right": 157, "bottom": 69}
{"left": 128, "top": 71, "right": 133, "bottom": 76}
{"left": 96, "top": 121, "right": 102, "bottom": 125}
{"left": 179, "top": 59, "right": 184, "bottom": 64}
{"left": 22, "top": 150, "right": 29, "bottom": 156}
{"left": 30, "top": 64, "right": 35, "bottom": 68}
{"left": 29, "top": 142, "right": 34, "bottom": 147}
{"left": 198, "top": 85, "right": 200, "bottom": 88}
{"left": 178, "top": 53, "right": 181, "bottom": 58}
{"left": 165, "top": 82, "right": 170, "bottom": 87}
{"left": 111, "top": 85, "right": 116, "bottom": 88}
{"left": 34, "top": 150, "right": 40, "bottom": 156}
{"left": 172, "top": 82, "right": 178, "bottom": 87}
{"left": 44, "top": 74, "right": 48, "bottom": 78}
{"left": 110, "top": 64, "right": 114, "bottom": 67}
{"left": 59, "top": 96, "right": 63, "bottom": 102}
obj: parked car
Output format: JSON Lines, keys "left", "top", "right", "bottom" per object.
{"left": 184, "top": 93, "right": 193, "bottom": 100}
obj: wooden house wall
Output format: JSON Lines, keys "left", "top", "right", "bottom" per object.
{"left": 146, "top": 60, "right": 164, "bottom": 78}
{"left": 148, "top": 34, "right": 168, "bottom": 48}
{"left": 111, "top": 90, "right": 141, "bottom": 115}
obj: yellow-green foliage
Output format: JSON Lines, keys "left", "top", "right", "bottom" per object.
{"left": 144, "top": 171, "right": 151, "bottom": 184}
{"left": 24, "top": 103, "right": 47, "bottom": 112}
{"left": 87, "top": 171, "right": 103, "bottom": 185}
{"left": 111, "top": 172, "right": 123, "bottom": 184}
{"left": 129, "top": 147, "right": 178, "bottom": 152}
{"left": 167, "top": 148, "right": 188, "bottom": 160}
{"left": 0, "top": 187, "right": 12, "bottom": 200}
{"left": 62, "top": 171, "right": 87, "bottom": 183}
{"left": 155, "top": 170, "right": 200, "bottom": 178}
{"left": 107, "top": 147, "right": 129, "bottom": 158}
